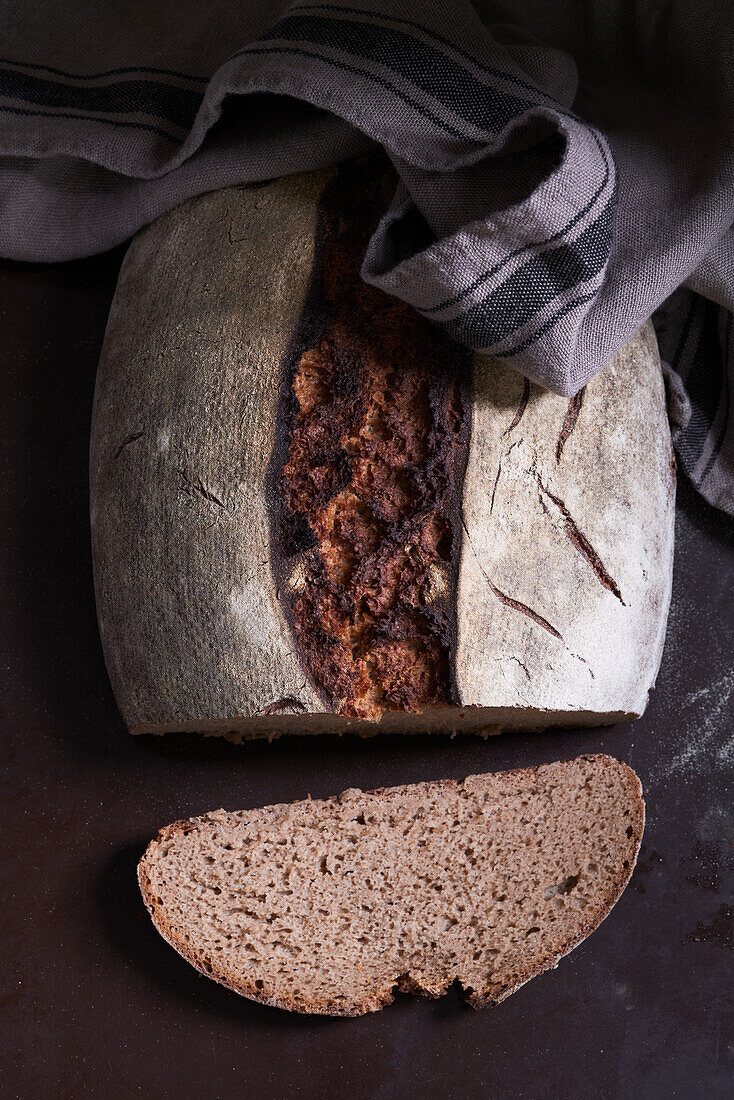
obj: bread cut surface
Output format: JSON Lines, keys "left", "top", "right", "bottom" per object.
{"left": 138, "top": 754, "right": 643, "bottom": 1015}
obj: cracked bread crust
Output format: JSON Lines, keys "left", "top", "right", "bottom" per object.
{"left": 457, "top": 322, "right": 675, "bottom": 719}
{"left": 91, "top": 159, "right": 674, "bottom": 737}
{"left": 138, "top": 754, "right": 644, "bottom": 1016}
{"left": 274, "top": 159, "right": 470, "bottom": 721}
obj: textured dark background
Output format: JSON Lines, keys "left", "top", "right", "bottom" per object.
{"left": 1, "top": 250, "right": 732, "bottom": 1100}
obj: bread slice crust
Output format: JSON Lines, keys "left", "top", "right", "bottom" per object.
{"left": 138, "top": 754, "right": 644, "bottom": 1016}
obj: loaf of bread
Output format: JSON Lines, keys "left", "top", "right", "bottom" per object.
{"left": 90, "top": 158, "right": 675, "bottom": 737}
{"left": 138, "top": 754, "right": 644, "bottom": 1015}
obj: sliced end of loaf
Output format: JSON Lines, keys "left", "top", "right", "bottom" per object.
{"left": 129, "top": 704, "right": 638, "bottom": 739}
{"left": 138, "top": 754, "right": 644, "bottom": 1015}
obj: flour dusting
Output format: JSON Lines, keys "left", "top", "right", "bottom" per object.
{"left": 656, "top": 670, "right": 734, "bottom": 781}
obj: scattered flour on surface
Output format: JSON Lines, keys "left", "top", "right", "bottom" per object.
{"left": 654, "top": 670, "right": 734, "bottom": 781}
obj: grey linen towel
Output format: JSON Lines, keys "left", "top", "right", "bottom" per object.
{"left": 1, "top": 1, "right": 732, "bottom": 511}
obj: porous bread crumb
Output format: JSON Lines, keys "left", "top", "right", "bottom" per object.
{"left": 139, "top": 754, "right": 644, "bottom": 1015}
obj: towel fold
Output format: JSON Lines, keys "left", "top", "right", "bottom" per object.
{"left": 1, "top": 0, "right": 732, "bottom": 510}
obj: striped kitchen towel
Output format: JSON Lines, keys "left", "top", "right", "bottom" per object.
{"left": 0, "top": 0, "right": 732, "bottom": 511}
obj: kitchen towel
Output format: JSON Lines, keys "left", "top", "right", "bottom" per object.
{"left": 1, "top": 1, "right": 732, "bottom": 511}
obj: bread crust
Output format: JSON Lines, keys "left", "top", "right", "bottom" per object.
{"left": 138, "top": 754, "right": 644, "bottom": 1016}
{"left": 91, "top": 164, "right": 674, "bottom": 738}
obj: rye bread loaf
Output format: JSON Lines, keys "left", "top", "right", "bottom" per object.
{"left": 138, "top": 754, "right": 644, "bottom": 1016}
{"left": 90, "top": 158, "right": 675, "bottom": 738}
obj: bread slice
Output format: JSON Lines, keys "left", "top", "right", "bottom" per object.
{"left": 138, "top": 754, "right": 643, "bottom": 1016}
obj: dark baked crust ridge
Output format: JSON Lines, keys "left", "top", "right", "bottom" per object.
{"left": 138, "top": 755, "right": 644, "bottom": 1016}
{"left": 272, "top": 156, "right": 471, "bottom": 721}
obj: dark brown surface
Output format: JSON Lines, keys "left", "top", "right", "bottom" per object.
{"left": 277, "top": 160, "right": 468, "bottom": 720}
{"left": 1, "top": 248, "right": 732, "bottom": 1099}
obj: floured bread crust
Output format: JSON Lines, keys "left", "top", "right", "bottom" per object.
{"left": 90, "top": 160, "right": 675, "bottom": 737}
